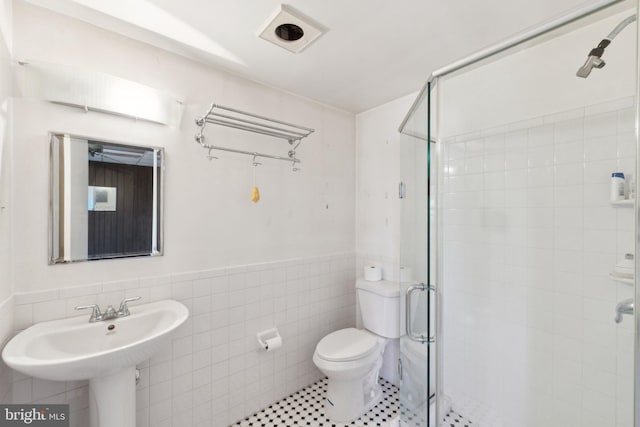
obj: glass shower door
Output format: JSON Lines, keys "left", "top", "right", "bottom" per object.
{"left": 432, "top": 6, "right": 638, "bottom": 427}
{"left": 398, "top": 4, "right": 638, "bottom": 427}
{"left": 398, "top": 84, "right": 434, "bottom": 427}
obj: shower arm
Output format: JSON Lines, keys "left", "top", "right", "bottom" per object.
{"left": 606, "top": 14, "right": 637, "bottom": 40}
{"left": 595, "top": 14, "right": 636, "bottom": 54}
{"left": 589, "top": 14, "right": 636, "bottom": 57}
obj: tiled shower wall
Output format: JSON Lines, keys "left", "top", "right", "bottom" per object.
{"left": 441, "top": 97, "right": 635, "bottom": 427}
{"left": 3, "top": 253, "right": 355, "bottom": 427}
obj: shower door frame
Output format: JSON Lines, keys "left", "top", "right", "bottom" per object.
{"left": 398, "top": 82, "right": 434, "bottom": 426}
{"left": 398, "top": 0, "right": 640, "bottom": 424}
{"left": 633, "top": 2, "right": 640, "bottom": 425}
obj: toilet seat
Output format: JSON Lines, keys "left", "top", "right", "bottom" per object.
{"left": 315, "top": 328, "right": 379, "bottom": 362}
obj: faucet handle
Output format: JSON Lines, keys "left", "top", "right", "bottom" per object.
{"left": 615, "top": 298, "right": 634, "bottom": 324}
{"left": 118, "top": 296, "right": 141, "bottom": 316}
{"left": 75, "top": 304, "right": 102, "bottom": 322}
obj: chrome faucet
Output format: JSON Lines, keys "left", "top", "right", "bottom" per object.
{"left": 75, "top": 296, "right": 141, "bottom": 322}
{"left": 614, "top": 298, "right": 634, "bottom": 324}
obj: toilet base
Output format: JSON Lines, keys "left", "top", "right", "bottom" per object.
{"left": 324, "top": 377, "right": 382, "bottom": 422}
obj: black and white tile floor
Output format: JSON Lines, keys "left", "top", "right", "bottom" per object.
{"left": 398, "top": 402, "right": 427, "bottom": 427}
{"left": 441, "top": 411, "right": 472, "bottom": 427}
{"left": 230, "top": 378, "right": 399, "bottom": 426}
{"left": 400, "top": 404, "right": 472, "bottom": 427}
{"left": 230, "top": 377, "right": 474, "bottom": 427}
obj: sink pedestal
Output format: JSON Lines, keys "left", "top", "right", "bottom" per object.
{"left": 89, "top": 367, "right": 136, "bottom": 427}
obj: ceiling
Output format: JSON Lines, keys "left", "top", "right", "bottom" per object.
{"left": 23, "top": 0, "right": 619, "bottom": 112}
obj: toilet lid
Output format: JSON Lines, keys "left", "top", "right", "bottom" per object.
{"left": 316, "top": 328, "right": 378, "bottom": 362}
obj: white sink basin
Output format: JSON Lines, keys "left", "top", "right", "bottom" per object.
{"left": 2, "top": 299, "right": 188, "bottom": 381}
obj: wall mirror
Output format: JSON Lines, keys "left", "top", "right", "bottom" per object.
{"left": 49, "top": 133, "right": 163, "bottom": 264}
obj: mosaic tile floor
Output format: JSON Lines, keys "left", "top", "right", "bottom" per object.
{"left": 400, "top": 403, "right": 472, "bottom": 427}
{"left": 398, "top": 402, "right": 427, "bottom": 427}
{"left": 442, "top": 411, "right": 472, "bottom": 427}
{"left": 230, "top": 377, "right": 473, "bottom": 427}
{"left": 230, "top": 377, "right": 399, "bottom": 426}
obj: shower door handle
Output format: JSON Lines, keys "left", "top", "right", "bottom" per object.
{"left": 405, "top": 283, "right": 435, "bottom": 344}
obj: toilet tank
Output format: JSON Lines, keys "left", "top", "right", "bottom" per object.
{"left": 356, "top": 279, "right": 401, "bottom": 338}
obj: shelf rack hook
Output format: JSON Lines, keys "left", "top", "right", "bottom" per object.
{"left": 291, "top": 154, "right": 300, "bottom": 172}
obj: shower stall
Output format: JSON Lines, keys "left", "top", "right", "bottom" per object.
{"left": 398, "top": 0, "right": 640, "bottom": 426}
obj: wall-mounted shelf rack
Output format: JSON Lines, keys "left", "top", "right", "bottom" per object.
{"left": 611, "top": 199, "right": 634, "bottom": 207}
{"left": 609, "top": 273, "right": 634, "bottom": 285}
{"left": 194, "top": 103, "right": 314, "bottom": 166}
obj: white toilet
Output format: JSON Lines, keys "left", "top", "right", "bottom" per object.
{"left": 313, "top": 279, "right": 400, "bottom": 422}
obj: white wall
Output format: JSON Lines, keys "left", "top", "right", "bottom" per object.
{"left": 355, "top": 93, "right": 419, "bottom": 387}
{"left": 439, "top": 9, "right": 637, "bottom": 137}
{"left": 355, "top": 93, "right": 415, "bottom": 280}
{"left": 0, "top": 0, "right": 12, "bottom": 311}
{"left": 1, "top": 1, "right": 358, "bottom": 426}
{"left": 11, "top": 0, "right": 356, "bottom": 292}
{"left": 354, "top": 94, "right": 407, "bottom": 382}
{"left": 0, "top": 0, "right": 13, "bottom": 407}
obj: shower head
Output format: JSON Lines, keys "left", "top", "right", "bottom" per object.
{"left": 576, "top": 39, "right": 609, "bottom": 78}
{"left": 576, "top": 14, "right": 636, "bottom": 79}
{"left": 576, "top": 54, "right": 606, "bottom": 78}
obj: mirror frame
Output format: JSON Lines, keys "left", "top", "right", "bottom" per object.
{"left": 48, "top": 132, "right": 164, "bottom": 264}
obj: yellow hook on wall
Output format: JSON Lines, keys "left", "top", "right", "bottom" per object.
{"left": 251, "top": 154, "right": 261, "bottom": 203}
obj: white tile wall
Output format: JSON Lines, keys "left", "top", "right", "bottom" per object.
{"left": 0, "top": 344, "right": 10, "bottom": 405}
{"left": 441, "top": 97, "right": 636, "bottom": 427}
{"left": 3, "top": 253, "right": 356, "bottom": 427}
{"left": 0, "top": 296, "right": 13, "bottom": 405}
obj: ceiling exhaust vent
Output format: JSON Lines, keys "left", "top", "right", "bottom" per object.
{"left": 258, "top": 5, "right": 326, "bottom": 54}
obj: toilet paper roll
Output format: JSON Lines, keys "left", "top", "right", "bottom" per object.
{"left": 264, "top": 336, "right": 282, "bottom": 352}
{"left": 364, "top": 265, "right": 382, "bottom": 281}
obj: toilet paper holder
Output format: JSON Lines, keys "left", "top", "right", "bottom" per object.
{"left": 257, "top": 328, "right": 282, "bottom": 351}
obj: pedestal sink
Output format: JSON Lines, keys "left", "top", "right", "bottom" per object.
{"left": 2, "top": 299, "right": 189, "bottom": 427}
